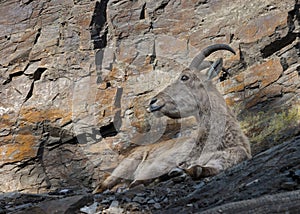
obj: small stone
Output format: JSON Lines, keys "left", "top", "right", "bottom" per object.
{"left": 80, "top": 202, "right": 98, "bottom": 214}
{"left": 153, "top": 203, "right": 161, "bottom": 209}
{"left": 59, "top": 189, "right": 72, "bottom": 195}
{"left": 0, "top": 128, "right": 10, "bottom": 137}
{"left": 104, "top": 200, "right": 124, "bottom": 214}
{"left": 162, "top": 197, "right": 168, "bottom": 203}
{"left": 294, "top": 169, "right": 300, "bottom": 179}
{"left": 123, "top": 196, "right": 132, "bottom": 203}
{"left": 132, "top": 196, "right": 146, "bottom": 204}
{"left": 147, "top": 199, "right": 156, "bottom": 204}
{"left": 100, "top": 199, "right": 111, "bottom": 204}
{"left": 136, "top": 193, "right": 146, "bottom": 197}
{"left": 154, "top": 197, "right": 160, "bottom": 202}
{"left": 102, "top": 189, "right": 111, "bottom": 195}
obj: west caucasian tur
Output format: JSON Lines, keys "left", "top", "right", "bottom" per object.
{"left": 95, "top": 44, "right": 251, "bottom": 192}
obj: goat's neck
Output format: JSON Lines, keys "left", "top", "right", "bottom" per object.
{"left": 194, "top": 112, "right": 211, "bottom": 138}
{"left": 194, "top": 94, "right": 230, "bottom": 142}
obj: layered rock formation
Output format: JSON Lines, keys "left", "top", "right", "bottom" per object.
{"left": 0, "top": 0, "right": 299, "bottom": 193}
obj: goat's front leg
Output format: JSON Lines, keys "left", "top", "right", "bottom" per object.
{"left": 94, "top": 149, "right": 146, "bottom": 193}
{"left": 192, "top": 156, "right": 228, "bottom": 178}
{"left": 183, "top": 146, "right": 250, "bottom": 179}
{"left": 184, "top": 164, "right": 220, "bottom": 178}
{"left": 168, "top": 167, "right": 186, "bottom": 177}
{"left": 167, "top": 164, "right": 213, "bottom": 180}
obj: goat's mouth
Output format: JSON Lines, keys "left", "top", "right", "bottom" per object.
{"left": 147, "top": 97, "right": 165, "bottom": 113}
{"left": 148, "top": 103, "right": 165, "bottom": 112}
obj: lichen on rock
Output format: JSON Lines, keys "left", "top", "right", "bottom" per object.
{"left": 0, "top": 0, "right": 299, "bottom": 197}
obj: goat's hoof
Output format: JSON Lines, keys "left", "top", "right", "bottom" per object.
{"left": 185, "top": 165, "right": 203, "bottom": 178}
{"left": 168, "top": 167, "right": 184, "bottom": 178}
{"left": 171, "top": 173, "right": 187, "bottom": 183}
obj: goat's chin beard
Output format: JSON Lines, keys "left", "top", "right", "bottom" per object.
{"left": 162, "top": 109, "right": 200, "bottom": 119}
{"left": 152, "top": 111, "right": 165, "bottom": 118}
{"left": 151, "top": 108, "right": 181, "bottom": 119}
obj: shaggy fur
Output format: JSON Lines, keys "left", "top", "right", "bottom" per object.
{"left": 96, "top": 44, "right": 251, "bottom": 192}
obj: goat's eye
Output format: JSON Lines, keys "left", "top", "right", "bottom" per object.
{"left": 181, "top": 75, "right": 189, "bottom": 81}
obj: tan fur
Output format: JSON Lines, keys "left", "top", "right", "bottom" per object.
{"left": 95, "top": 45, "right": 251, "bottom": 192}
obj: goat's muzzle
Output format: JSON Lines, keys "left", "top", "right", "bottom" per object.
{"left": 147, "top": 98, "right": 165, "bottom": 112}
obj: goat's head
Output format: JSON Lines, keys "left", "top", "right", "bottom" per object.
{"left": 148, "top": 44, "right": 235, "bottom": 119}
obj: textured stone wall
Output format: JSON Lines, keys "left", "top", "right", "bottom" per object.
{"left": 0, "top": 0, "right": 299, "bottom": 193}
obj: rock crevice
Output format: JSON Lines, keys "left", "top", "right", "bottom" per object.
{"left": 0, "top": 0, "right": 299, "bottom": 197}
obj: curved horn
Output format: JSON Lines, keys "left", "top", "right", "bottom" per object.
{"left": 189, "top": 44, "right": 236, "bottom": 70}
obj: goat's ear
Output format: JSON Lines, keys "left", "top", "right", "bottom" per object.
{"left": 196, "top": 61, "right": 211, "bottom": 71}
{"left": 191, "top": 61, "right": 212, "bottom": 75}
{"left": 207, "top": 58, "right": 223, "bottom": 80}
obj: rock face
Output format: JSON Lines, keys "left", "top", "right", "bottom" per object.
{"left": 0, "top": 0, "right": 299, "bottom": 193}
{"left": 1, "top": 136, "right": 299, "bottom": 213}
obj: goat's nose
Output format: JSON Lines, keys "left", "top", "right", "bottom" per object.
{"left": 150, "top": 98, "right": 157, "bottom": 105}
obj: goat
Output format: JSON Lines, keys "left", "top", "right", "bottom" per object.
{"left": 95, "top": 44, "right": 251, "bottom": 192}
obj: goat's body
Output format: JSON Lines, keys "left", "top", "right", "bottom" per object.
{"left": 99, "top": 108, "right": 250, "bottom": 191}
{"left": 96, "top": 44, "right": 251, "bottom": 192}
{"left": 99, "top": 134, "right": 198, "bottom": 191}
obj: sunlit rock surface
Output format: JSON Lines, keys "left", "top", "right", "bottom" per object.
{"left": 0, "top": 0, "right": 299, "bottom": 194}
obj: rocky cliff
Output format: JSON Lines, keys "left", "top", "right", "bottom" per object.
{"left": 0, "top": 0, "right": 300, "bottom": 196}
